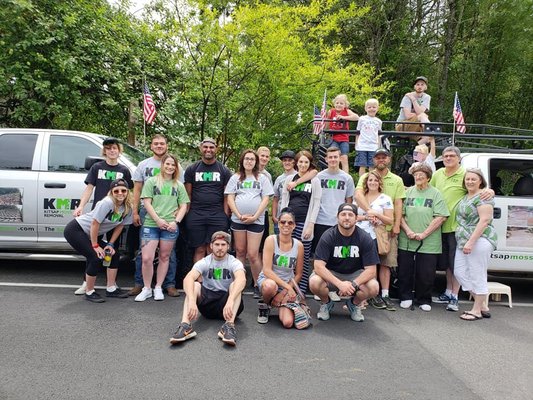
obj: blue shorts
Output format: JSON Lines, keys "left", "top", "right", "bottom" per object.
{"left": 141, "top": 226, "right": 179, "bottom": 242}
{"left": 354, "top": 150, "right": 375, "bottom": 167}
{"left": 330, "top": 140, "right": 350, "bottom": 155}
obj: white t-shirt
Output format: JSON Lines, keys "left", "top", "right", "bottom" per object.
{"left": 355, "top": 193, "right": 393, "bottom": 239}
{"left": 356, "top": 115, "right": 382, "bottom": 151}
{"left": 225, "top": 174, "right": 274, "bottom": 225}
{"left": 193, "top": 254, "right": 245, "bottom": 292}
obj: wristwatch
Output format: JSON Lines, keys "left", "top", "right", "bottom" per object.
{"left": 351, "top": 281, "right": 360, "bottom": 292}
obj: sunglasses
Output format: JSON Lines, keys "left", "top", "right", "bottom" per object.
{"left": 279, "top": 220, "right": 295, "bottom": 226}
{"left": 112, "top": 189, "right": 128, "bottom": 194}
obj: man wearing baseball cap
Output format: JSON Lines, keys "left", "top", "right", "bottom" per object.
{"left": 396, "top": 76, "right": 432, "bottom": 144}
{"left": 170, "top": 231, "right": 246, "bottom": 346}
{"left": 309, "top": 203, "right": 380, "bottom": 322}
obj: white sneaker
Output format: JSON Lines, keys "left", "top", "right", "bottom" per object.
{"left": 317, "top": 301, "right": 334, "bottom": 321}
{"left": 419, "top": 304, "right": 432, "bottom": 312}
{"left": 74, "top": 281, "right": 87, "bottom": 295}
{"left": 153, "top": 287, "right": 164, "bottom": 301}
{"left": 135, "top": 287, "right": 152, "bottom": 302}
{"left": 400, "top": 300, "right": 413, "bottom": 309}
{"left": 329, "top": 291, "right": 341, "bottom": 302}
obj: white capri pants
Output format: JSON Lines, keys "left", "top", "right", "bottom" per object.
{"left": 454, "top": 237, "right": 493, "bottom": 295}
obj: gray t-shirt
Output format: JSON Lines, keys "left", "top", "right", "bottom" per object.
{"left": 397, "top": 93, "right": 431, "bottom": 121}
{"left": 260, "top": 169, "right": 273, "bottom": 184}
{"left": 75, "top": 196, "right": 133, "bottom": 236}
{"left": 316, "top": 169, "right": 355, "bottom": 226}
{"left": 133, "top": 157, "right": 161, "bottom": 183}
{"left": 273, "top": 171, "right": 293, "bottom": 217}
{"left": 225, "top": 173, "right": 274, "bottom": 225}
{"left": 193, "top": 254, "right": 245, "bottom": 292}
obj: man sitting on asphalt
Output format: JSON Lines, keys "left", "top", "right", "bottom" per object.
{"left": 169, "top": 231, "right": 246, "bottom": 346}
{"left": 309, "top": 203, "right": 380, "bottom": 322}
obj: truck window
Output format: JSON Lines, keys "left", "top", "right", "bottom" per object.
{"left": 489, "top": 159, "right": 533, "bottom": 196}
{"left": 48, "top": 135, "right": 100, "bottom": 172}
{"left": 0, "top": 134, "right": 38, "bottom": 170}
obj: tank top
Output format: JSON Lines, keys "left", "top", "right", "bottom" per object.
{"left": 272, "top": 235, "right": 299, "bottom": 283}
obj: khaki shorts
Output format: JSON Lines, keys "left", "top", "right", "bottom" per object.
{"left": 379, "top": 234, "right": 398, "bottom": 267}
{"left": 395, "top": 116, "right": 423, "bottom": 138}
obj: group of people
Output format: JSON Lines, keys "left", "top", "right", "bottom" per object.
{"left": 64, "top": 89, "right": 497, "bottom": 346}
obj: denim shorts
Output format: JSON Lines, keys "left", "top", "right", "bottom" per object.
{"left": 354, "top": 150, "right": 375, "bottom": 167}
{"left": 141, "top": 226, "right": 179, "bottom": 242}
{"left": 330, "top": 140, "right": 350, "bottom": 155}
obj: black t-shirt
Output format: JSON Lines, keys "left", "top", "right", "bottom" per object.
{"left": 85, "top": 161, "right": 133, "bottom": 209}
{"left": 288, "top": 175, "right": 312, "bottom": 223}
{"left": 184, "top": 160, "right": 232, "bottom": 212}
{"left": 314, "top": 225, "right": 380, "bottom": 274}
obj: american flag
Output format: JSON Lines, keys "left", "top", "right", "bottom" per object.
{"left": 453, "top": 92, "right": 466, "bottom": 133}
{"left": 312, "top": 90, "right": 327, "bottom": 135}
{"left": 143, "top": 82, "right": 157, "bottom": 125}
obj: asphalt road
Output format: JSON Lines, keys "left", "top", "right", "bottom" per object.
{"left": 1, "top": 261, "right": 532, "bottom": 400}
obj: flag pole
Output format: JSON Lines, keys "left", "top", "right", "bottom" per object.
{"left": 451, "top": 92, "right": 457, "bottom": 147}
{"left": 320, "top": 88, "right": 327, "bottom": 145}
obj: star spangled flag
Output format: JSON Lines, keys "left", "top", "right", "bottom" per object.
{"left": 453, "top": 92, "right": 466, "bottom": 133}
{"left": 313, "top": 105, "right": 323, "bottom": 135}
{"left": 143, "top": 82, "right": 157, "bottom": 125}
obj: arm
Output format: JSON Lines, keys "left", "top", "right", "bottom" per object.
{"left": 89, "top": 219, "right": 105, "bottom": 259}
{"left": 405, "top": 92, "right": 428, "bottom": 116}
{"left": 132, "top": 181, "right": 143, "bottom": 226}
{"left": 104, "top": 225, "right": 125, "bottom": 256}
{"left": 392, "top": 198, "right": 403, "bottom": 236}
{"left": 462, "top": 205, "right": 493, "bottom": 254}
{"left": 143, "top": 197, "right": 169, "bottom": 230}
{"left": 248, "top": 195, "right": 270, "bottom": 223}
{"left": 368, "top": 208, "right": 394, "bottom": 226}
{"left": 184, "top": 182, "right": 192, "bottom": 212}
{"left": 355, "top": 188, "right": 370, "bottom": 212}
{"left": 286, "top": 169, "right": 318, "bottom": 191}
{"left": 429, "top": 136, "right": 436, "bottom": 158}
{"left": 479, "top": 188, "right": 495, "bottom": 201}
{"left": 223, "top": 269, "right": 247, "bottom": 321}
{"left": 417, "top": 216, "right": 447, "bottom": 241}
{"left": 293, "top": 240, "right": 304, "bottom": 286}
{"left": 226, "top": 193, "right": 241, "bottom": 220}
{"left": 183, "top": 268, "right": 202, "bottom": 322}
{"left": 337, "top": 109, "right": 359, "bottom": 122}
{"left": 355, "top": 265, "right": 377, "bottom": 286}
{"left": 73, "top": 184, "right": 95, "bottom": 216}
{"left": 302, "top": 178, "right": 322, "bottom": 239}
{"left": 271, "top": 196, "right": 280, "bottom": 224}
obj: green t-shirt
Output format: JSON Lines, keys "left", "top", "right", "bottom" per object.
{"left": 398, "top": 185, "right": 450, "bottom": 254}
{"left": 430, "top": 167, "right": 466, "bottom": 233}
{"left": 141, "top": 177, "right": 190, "bottom": 227}
{"left": 356, "top": 170, "right": 406, "bottom": 230}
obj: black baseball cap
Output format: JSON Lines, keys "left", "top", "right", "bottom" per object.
{"left": 279, "top": 150, "right": 295, "bottom": 160}
{"left": 110, "top": 178, "right": 129, "bottom": 190}
{"left": 337, "top": 203, "right": 358, "bottom": 215}
{"left": 103, "top": 137, "right": 120, "bottom": 146}
{"left": 414, "top": 76, "right": 428, "bottom": 85}
{"left": 374, "top": 148, "right": 391, "bottom": 157}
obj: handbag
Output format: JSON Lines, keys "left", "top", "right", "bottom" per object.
{"left": 281, "top": 302, "right": 312, "bottom": 329}
{"left": 375, "top": 224, "right": 390, "bottom": 256}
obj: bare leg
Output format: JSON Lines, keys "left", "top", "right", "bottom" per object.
{"left": 246, "top": 231, "right": 263, "bottom": 285}
{"left": 309, "top": 274, "right": 329, "bottom": 303}
{"left": 340, "top": 155, "right": 349, "bottom": 173}
{"left": 155, "top": 240, "right": 175, "bottom": 287}
{"left": 86, "top": 274, "right": 97, "bottom": 292}
{"left": 141, "top": 240, "right": 159, "bottom": 288}
{"left": 181, "top": 282, "right": 202, "bottom": 324}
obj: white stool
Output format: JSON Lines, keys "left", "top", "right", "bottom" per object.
{"left": 470, "top": 282, "right": 512, "bottom": 308}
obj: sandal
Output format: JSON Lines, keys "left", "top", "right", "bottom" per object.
{"left": 481, "top": 311, "right": 491, "bottom": 319}
{"left": 460, "top": 311, "right": 482, "bottom": 321}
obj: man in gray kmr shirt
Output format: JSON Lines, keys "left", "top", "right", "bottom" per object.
{"left": 169, "top": 231, "right": 246, "bottom": 347}
{"left": 314, "top": 147, "right": 355, "bottom": 249}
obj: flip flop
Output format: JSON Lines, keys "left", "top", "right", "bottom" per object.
{"left": 460, "top": 311, "right": 482, "bottom": 321}
{"left": 481, "top": 311, "right": 491, "bottom": 319}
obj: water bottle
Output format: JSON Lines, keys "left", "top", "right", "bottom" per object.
{"left": 102, "top": 248, "right": 112, "bottom": 267}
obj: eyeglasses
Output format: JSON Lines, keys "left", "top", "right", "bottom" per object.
{"left": 243, "top": 157, "right": 256, "bottom": 162}
{"left": 279, "top": 220, "right": 295, "bottom": 226}
{"left": 112, "top": 189, "right": 128, "bottom": 194}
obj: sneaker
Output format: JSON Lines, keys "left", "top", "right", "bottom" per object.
{"left": 400, "top": 300, "right": 413, "bottom": 309}
{"left": 218, "top": 322, "right": 237, "bottom": 346}
{"left": 154, "top": 287, "right": 164, "bottom": 301}
{"left": 74, "top": 281, "right": 87, "bottom": 295}
{"left": 85, "top": 291, "right": 105, "bottom": 303}
{"left": 329, "top": 291, "right": 341, "bottom": 302}
{"left": 253, "top": 286, "right": 261, "bottom": 299}
{"left": 419, "top": 304, "right": 432, "bottom": 312}
{"left": 369, "top": 295, "right": 387, "bottom": 309}
{"left": 135, "top": 287, "right": 152, "bottom": 302}
{"left": 106, "top": 288, "right": 128, "bottom": 298}
{"left": 257, "top": 301, "right": 270, "bottom": 324}
{"left": 382, "top": 296, "right": 396, "bottom": 311}
{"left": 317, "top": 301, "right": 334, "bottom": 321}
{"left": 166, "top": 287, "right": 180, "bottom": 297}
{"left": 128, "top": 286, "right": 142, "bottom": 296}
{"left": 169, "top": 322, "right": 197, "bottom": 344}
{"left": 433, "top": 292, "right": 452, "bottom": 304}
{"left": 345, "top": 299, "right": 365, "bottom": 322}
{"left": 446, "top": 298, "right": 459, "bottom": 312}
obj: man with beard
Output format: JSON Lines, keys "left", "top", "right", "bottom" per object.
{"left": 309, "top": 203, "right": 380, "bottom": 322}
{"left": 355, "top": 148, "right": 405, "bottom": 311}
{"left": 184, "top": 138, "right": 232, "bottom": 263}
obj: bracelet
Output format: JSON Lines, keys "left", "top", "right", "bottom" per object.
{"left": 351, "top": 281, "right": 360, "bottom": 292}
{"left": 106, "top": 242, "right": 114, "bottom": 248}
{"left": 92, "top": 243, "right": 99, "bottom": 249}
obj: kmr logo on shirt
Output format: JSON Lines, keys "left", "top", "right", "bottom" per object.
{"left": 153, "top": 185, "right": 179, "bottom": 196}
{"left": 195, "top": 172, "right": 221, "bottom": 182}
{"left": 208, "top": 268, "right": 231, "bottom": 280}
{"left": 274, "top": 254, "right": 296, "bottom": 269}
{"left": 105, "top": 210, "right": 124, "bottom": 222}
{"left": 293, "top": 183, "right": 312, "bottom": 192}
{"left": 237, "top": 181, "right": 261, "bottom": 189}
{"left": 97, "top": 169, "right": 124, "bottom": 180}
{"left": 333, "top": 245, "right": 360, "bottom": 258}
{"left": 144, "top": 167, "right": 161, "bottom": 178}
{"left": 405, "top": 197, "right": 434, "bottom": 208}
{"left": 320, "top": 179, "right": 346, "bottom": 190}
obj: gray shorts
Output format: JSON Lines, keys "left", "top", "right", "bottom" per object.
{"left": 311, "top": 269, "right": 363, "bottom": 291}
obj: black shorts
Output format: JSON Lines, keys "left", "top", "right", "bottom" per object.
{"left": 437, "top": 232, "right": 457, "bottom": 272}
{"left": 185, "top": 209, "right": 229, "bottom": 248}
{"left": 198, "top": 286, "right": 244, "bottom": 320}
{"left": 231, "top": 221, "right": 264, "bottom": 234}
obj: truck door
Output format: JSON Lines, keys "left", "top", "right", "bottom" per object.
{"left": 37, "top": 133, "right": 101, "bottom": 248}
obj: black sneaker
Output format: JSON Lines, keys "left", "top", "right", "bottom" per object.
{"left": 170, "top": 322, "right": 197, "bottom": 344}
{"left": 257, "top": 301, "right": 270, "bottom": 324}
{"left": 105, "top": 288, "right": 128, "bottom": 298}
{"left": 369, "top": 295, "right": 387, "bottom": 309}
{"left": 382, "top": 295, "right": 396, "bottom": 311}
{"left": 85, "top": 291, "right": 105, "bottom": 303}
{"left": 218, "top": 322, "right": 237, "bottom": 346}
{"left": 253, "top": 286, "right": 261, "bottom": 299}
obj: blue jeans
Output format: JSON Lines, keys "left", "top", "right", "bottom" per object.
{"left": 134, "top": 207, "right": 177, "bottom": 289}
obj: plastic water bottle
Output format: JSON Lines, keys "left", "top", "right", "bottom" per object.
{"left": 102, "top": 249, "right": 112, "bottom": 267}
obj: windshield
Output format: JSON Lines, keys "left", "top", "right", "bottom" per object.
{"left": 121, "top": 141, "right": 148, "bottom": 165}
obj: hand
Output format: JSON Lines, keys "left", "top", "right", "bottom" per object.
{"left": 187, "top": 302, "right": 199, "bottom": 322}
{"left": 414, "top": 232, "right": 425, "bottom": 241}
{"left": 133, "top": 213, "right": 141, "bottom": 227}
{"left": 223, "top": 299, "right": 234, "bottom": 321}
{"left": 463, "top": 241, "right": 473, "bottom": 254}
{"left": 479, "top": 188, "right": 495, "bottom": 201}
{"left": 407, "top": 231, "right": 417, "bottom": 240}
{"left": 240, "top": 214, "right": 255, "bottom": 224}
{"left": 287, "top": 287, "right": 297, "bottom": 302}
{"left": 337, "top": 281, "right": 355, "bottom": 297}
{"left": 103, "top": 245, "right": 116, "bottom": 256}
{"left": 73, "top": 207, "right": 83, "bottom": 217}
{"left": 167, "top": 221, "right": 178, "bottom": 232}
{"left": 408, "top": 92, "right": 417, "bottom": 101}
{"left": 392, "top": 225, "right": 401, "bottom": 237}
{"left": 302, "top": 226, "right": 313, "bottom": 240}
{"left": 93, "top": 246, "right": 105, "bottom": 259}
{"left": 157, "top": 218, "right": 169, "bottom": 230}
{"left": 272, "top": 216, "right": 279, "bottom": 224}
{"left": 286, "top": 181, "right": 297, "bottom": 191}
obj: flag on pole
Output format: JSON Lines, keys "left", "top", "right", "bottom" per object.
{"left": 453, "top": 92, "right": 466, "bottom": 133}
{"left": 143, "top": 82, "right": 157, "bottom": 125}
{"left": 313, "top": 105, "right": 323, "bottom": 135}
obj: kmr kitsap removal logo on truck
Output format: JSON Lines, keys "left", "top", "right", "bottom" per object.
{"left": 43, "top": 198, "right": 81, "bottom": 218}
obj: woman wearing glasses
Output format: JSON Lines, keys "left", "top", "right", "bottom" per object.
{"left": 64, "top": 179, "right": 134, "bottom": 303}
{"left": 225, "top": 149, "right": 274, "bottom": 298}
{"left": 454, "top": 168, "right": 497, "bottom": 321}
{"left": 257, "top": 208, "right": 304, "bottom": 327}
{"left": 135, "top": 154, "right": 189, "bottom": 302}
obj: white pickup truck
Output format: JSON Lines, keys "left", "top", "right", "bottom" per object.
{"left": 460, "top": 153, "right": 533, "bottom": 274}
{"left": 0, "top": 129, "right": 146, "bottom": 261}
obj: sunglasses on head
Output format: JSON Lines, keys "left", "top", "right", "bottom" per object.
{"left": 112, "top": 189, "right": 128, "bottom": 194}
{"left": 279, "top": 220, "right": 295, "bottom": 226}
